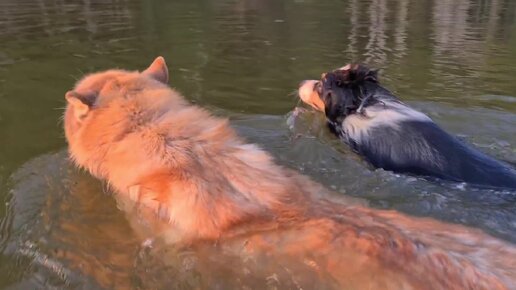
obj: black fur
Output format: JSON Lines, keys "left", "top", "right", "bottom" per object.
{"left": 319, "top": 65, "right": 516, "bottom": 189}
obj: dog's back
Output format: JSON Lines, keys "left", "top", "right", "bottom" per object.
{"left": 350, "top": 118, "right": 516, "bottom": 188}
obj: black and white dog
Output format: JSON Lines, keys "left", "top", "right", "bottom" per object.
{"left": 298, "top": 64, "right": 516, "bottom": 189}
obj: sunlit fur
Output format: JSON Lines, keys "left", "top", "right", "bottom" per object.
{"left": 298, "top": 64, "right": 516, "bottom": 189}
{"left": 63, "top": 57, "right": 516, "bottom": 289}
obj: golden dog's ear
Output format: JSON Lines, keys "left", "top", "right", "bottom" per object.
{"left": 65, "top": 91, "right": 95, "bottom": 120}
{"left": 143, "top": 56, "right": 169, "bottom": 84}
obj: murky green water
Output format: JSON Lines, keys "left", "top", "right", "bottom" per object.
{"left": 0, "top": 0, "right": 515, "bottom": 289}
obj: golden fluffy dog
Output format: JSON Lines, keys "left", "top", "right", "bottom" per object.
{"left": 63, "top": 57, "right": 516, "bottom": 290}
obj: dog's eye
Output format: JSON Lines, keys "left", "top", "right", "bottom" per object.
{"left": 336, "top": 80, "right": 342, "bottom": 86}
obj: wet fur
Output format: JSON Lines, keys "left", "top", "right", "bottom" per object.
{"left": 63, "top": 58, "right": 516, "bottom": 289}
{"left": 299, "top": 65, "right": 516, "bottom": 189}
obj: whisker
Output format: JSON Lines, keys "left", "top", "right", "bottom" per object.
{"left": 287, "top": 90, "right": 298, "bottom": 97}
{"left": 56, "top": 110, "right": 66, "bottom": 125}
{"left": 288, "top": 90, "right": 300, "bottom": 101}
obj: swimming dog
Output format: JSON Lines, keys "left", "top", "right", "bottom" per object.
{"left": 298, "top": 64, "right": 516, "bottom": 189}
{"left": 63, "top": 57, "right": 516, "bottom": 289}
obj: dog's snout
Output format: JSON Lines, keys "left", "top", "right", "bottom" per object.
{"left": 299, "top": 80, "right": 318, "bottom": 91}
{"left": 297, "top": 79, "right": 325, "bottom": 112}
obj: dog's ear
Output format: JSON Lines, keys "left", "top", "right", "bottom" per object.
{"left": 348, "top": 65, "right": 378, "bottom": 83}
{"left": 65, "top": 91, "right": 96, "bottom": 120}
{"left": 143, "top": 56, "right": 169, "bottom": 84}
{"left": 364, "top": 69, "right": 378, "bottom": 82}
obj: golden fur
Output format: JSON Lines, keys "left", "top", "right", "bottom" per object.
{"left": 63, "top": 57, "right": 516, "bottom": 289}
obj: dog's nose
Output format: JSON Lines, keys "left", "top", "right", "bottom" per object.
{"left": 299, "top": 80, "right": 309, "bottom": 88}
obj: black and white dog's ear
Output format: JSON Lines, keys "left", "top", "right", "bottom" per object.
{"left": 347, "top": 65, "right": 378, "bottom": 84}
{"left": 364, "top": 69, "right": 378, "bottom": 82}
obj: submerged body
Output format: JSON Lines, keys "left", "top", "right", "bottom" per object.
{"left": 298, "top": 65, "right": 516, "bottom": 189}
{"left": 62, "top": 57, "right": 516, "bottom": 289}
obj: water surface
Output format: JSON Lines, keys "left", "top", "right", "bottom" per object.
{"left": 0, "top": 0, "right": 515, "bottom": 289}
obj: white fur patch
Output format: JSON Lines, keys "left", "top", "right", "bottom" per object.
{"left": 342, "top": 100, "right": 432, "bottom": 143}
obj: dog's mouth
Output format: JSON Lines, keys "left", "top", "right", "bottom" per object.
{"left": 298, "top": 79, "right": 325, "bottom": 112}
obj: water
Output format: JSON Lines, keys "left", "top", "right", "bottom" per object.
{"left": 0, "top": 0, "right": 515, "bottom": 289}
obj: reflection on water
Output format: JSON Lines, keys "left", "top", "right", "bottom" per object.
{"left": 0, "top": 0, "right": 515, "bottom": 288}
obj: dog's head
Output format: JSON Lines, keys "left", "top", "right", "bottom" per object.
{"left": 64, "top": 56, "right": 169, "bottom": 141}
{"left": 298, "top": 64, "right": 378, "bottom": 122}
{"left": 63, "top": 57, "right": 175, "bottom": 171}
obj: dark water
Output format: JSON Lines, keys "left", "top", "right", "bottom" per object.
{"left": 0, "top": 0, "right": 515, "bottom": 289}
